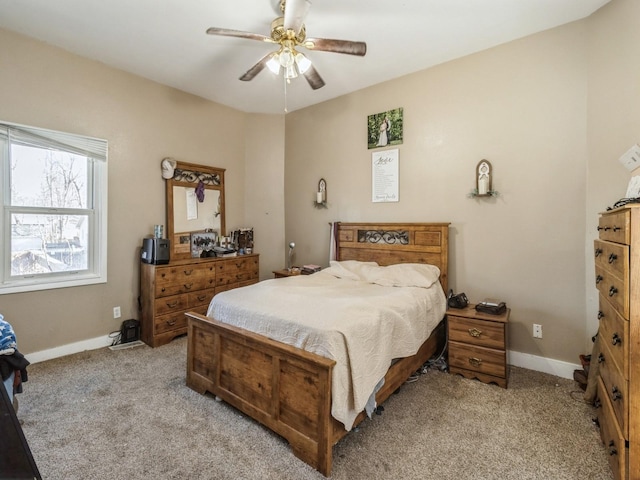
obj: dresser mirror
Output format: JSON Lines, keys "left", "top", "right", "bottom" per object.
{"left": 165, "top": 160, "right": 226, "bottom": 260}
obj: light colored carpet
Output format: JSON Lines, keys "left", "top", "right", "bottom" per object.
{"left": 17, "top": 337, "right": 612, "bottom": 479}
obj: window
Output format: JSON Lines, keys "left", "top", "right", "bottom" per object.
{"left": 0, "top": 122, "right": 107, "bottom": 294}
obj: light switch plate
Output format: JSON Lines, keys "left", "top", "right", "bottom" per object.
{"left": 619, "top": 144, "right": 640, "bottom": 171}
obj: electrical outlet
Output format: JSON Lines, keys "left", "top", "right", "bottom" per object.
{"left": 113, "top": 306, "right": 121, "bottom": 319}
{"left": 533, "top": 324, "right": 542, "bottom": 339}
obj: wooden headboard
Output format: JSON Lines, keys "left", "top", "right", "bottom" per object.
{"left": 336, "top": 222, "right": 450, "bottom": 293}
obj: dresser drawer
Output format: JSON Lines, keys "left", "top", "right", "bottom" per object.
{"left": 448, "top": 341, "right": 506, "bottom": 378}
{"left": 448, "top": 315, "right": 505, "bottom": 350}
{"left": 598, "top": 294, "right": 629, "bottom": 380}
{"left": 154, "top": 294, "right": 188, "bottom": 316}
{"left": 156, "top": 278, "right": 209, "bottom": 298}
{"left": 215, "top": 256, "right": 258, "bottom": 285}
{"left": 596, "top": 377, "right": 628, "bottom": 480}
{"left": 598, "top": 340, "right": 628, "bottom": 438}
{"left": 598, "top": 210, "right": 630, "bottom": 244}
{"left": 188, "top": 288, "right": 215, "bottom": 309}
{"left": 595, "top": 265, "right": 628, "bottom": 319}
{"left": 594, "top": 240, "right": 629, "bottom": 281}
{"left": 155, "top": 265, "right": 208, "bottom": 286}
{"left": 154, "top": 311, "right": 188, "bottom": 335}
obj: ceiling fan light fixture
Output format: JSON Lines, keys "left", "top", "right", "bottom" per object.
{"left": 294, "top": 52, "right": 311, "bottom": 74}
{"left": 279, "top": 47, "right": 295, "bottom": 68}
{"left": 266, "top": 54, "right": 281, "bottom": 74}
{"left": 284, "top": 63, "right": 298, "bottom": 79}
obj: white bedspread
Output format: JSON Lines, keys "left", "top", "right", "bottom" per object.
{"left": 207, "top": 266, "right": 446, "bottom": 430}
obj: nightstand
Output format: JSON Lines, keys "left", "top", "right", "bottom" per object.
{"left": 447, "top": 304, "right": 510, "bottom": 388}
{"left": 273, "top": 268, "right": 301, "bottom": 278}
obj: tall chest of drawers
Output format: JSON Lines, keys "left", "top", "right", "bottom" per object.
{"left": 594, "top": 206, "right": 640, "bottom": 480}
{"left": 140, "top": 254, "right": 259, "bottom": 347}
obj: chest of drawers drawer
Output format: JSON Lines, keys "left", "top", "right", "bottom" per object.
{"left": 598, "top": 294, "right": 629, "bottom": 380}
{"left": 598, "top": 337, "right": 629, "bottom": 438}
{"left": 594, "top": 240, "right": 629, "bottom": 280}
{"left": 595, "top": 265, "right": 629, "bottom": 319}
{"left": 597, "top": 210, "right": 630, "bottom": 244}
{"left": 596, "top": 377, "right": 628, "bottom": 480}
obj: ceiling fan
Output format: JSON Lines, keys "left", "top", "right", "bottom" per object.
{"left": 206, "top": 0, "right": 367, "bottom": 90}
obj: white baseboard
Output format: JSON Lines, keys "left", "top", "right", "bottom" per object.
{"left": 25, "top": 334, "right": 113, "bottom": 364}
{"left": 25, "top": 337, "right": 580, "bottom": 382}
{"left": 508, "top": 350, "right": 580, "bottom": 380}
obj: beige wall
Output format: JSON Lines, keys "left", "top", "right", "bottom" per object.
{"left": 286, "top": 22, "right": 592, "bottom": 364}
{"left": 244, "top": 114, "right": 286, "bottom": 276}
{"left": 0, "top": 28, "right": 285, "bottom": 354}
{"left": 585, "top": 0, "right": 640, "bottom": 337}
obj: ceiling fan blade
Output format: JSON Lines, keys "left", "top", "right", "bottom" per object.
{"left": 304, "top": 37, "right": 367, "bottom": 56}
{"left": 239, "top": 53, "right": 273, "bottom": 81}
{"left": 283, "top": 0, "right": 311, "bottom": 35}
{"left": 303, "top": 65, "right": 325, "bottom": 90}
{"left": 206, "top": 27, "right": 273, "bottom": 44}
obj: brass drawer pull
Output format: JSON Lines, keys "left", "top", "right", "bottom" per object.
{"left": 598, "top": 353, "right": 605, "bottom": 364}
{"left": 611, "top": 386, "right": 622, "bottom": 401}
{"left": 468, "top": 357, "right": 482, "bottom": 367}
{"left": 608, "top": 286, "right": 618, "bottom": 297}
{"left": 197, "top": 295, "right": 207, "bottom": 301}
{"left": 166, "top": 301, "right": 179, "bottom": 308}
{"left": 613, "top": 226, "right": 621, "bottom": 232}
{"left": 183, "top": 283, "right": 193, "bottom": 290}
{"left": 612, "top": 333, "right": 621, "bottom": 346}
{"left": 608, "top": 253, "right": 617, "bottom": 264}
{"left": 183, "top": 269, "right": 193, "bottom": 275}
{"left": 594, "top": 248, "right": 603, "bottom": 257}
{"left": 468, "top": 328, "right": 482, "bottom": 338}
{"left": 597, "top": 310, "right": 604, "bottom": 320}
{"left": 608, "top": 441, "right": 618, "bottom": 456}
{"left": 167, "top": 320, "right": 177, "bottom": 326}
{"left": 595, "top": 275, "right": 603, "bottom": 285}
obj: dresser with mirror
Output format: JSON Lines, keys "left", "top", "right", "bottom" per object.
{"left": 140, "top": 161, "right": 259, "bottom": 347}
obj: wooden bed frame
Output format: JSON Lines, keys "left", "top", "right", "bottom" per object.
{"left": 186, "top": 222, "right": 449, "bottom": 476}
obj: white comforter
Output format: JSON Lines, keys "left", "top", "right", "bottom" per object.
{"left": 207, "top": 261, "right": 446, "bottom": 430}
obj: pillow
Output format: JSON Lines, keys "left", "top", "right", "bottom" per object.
{"left": 322, "top": 260, "right": 379, "bottom": 281}
{"left": 364, "top": 263, "right": 441, "bottom": 289}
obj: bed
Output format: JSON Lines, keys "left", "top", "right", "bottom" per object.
{"left": 186, "top": 222, "right": 449, "bottom": 476}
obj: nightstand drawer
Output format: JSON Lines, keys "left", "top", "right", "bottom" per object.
{"left": 448, "top": 315, "right": 505, "bottom": 350}
{"left": 448, "top": 341, "right": 506, "bottom": 379}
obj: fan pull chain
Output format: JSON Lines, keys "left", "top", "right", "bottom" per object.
{"left": 283, "top": 75, "right": 288, "bottom": 113}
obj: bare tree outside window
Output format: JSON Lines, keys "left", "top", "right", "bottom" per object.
{"left": 10, "top": 145, "right": 90, "bottom": 275}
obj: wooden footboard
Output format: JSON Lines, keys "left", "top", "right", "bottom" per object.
{"left": 186, "top": 311, "right": 445, "bottom": 476}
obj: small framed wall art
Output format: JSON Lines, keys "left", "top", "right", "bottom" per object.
{"left": 367, "top": 107, "right": 404, "bottom": 149}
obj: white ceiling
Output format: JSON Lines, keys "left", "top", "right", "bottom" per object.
{"left": 0, "top": 0, "right": 609, "bottom": 114}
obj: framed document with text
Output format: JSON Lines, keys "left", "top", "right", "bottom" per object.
{"left": 372, "top": 149, "right": 399, "bottom": 203}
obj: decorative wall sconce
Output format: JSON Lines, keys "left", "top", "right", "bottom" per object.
{"left": 469, "top": 159, "right": 499, "bottom": 197}
{"left": 314, "top": 178, "right": 328, "bottom": 208}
